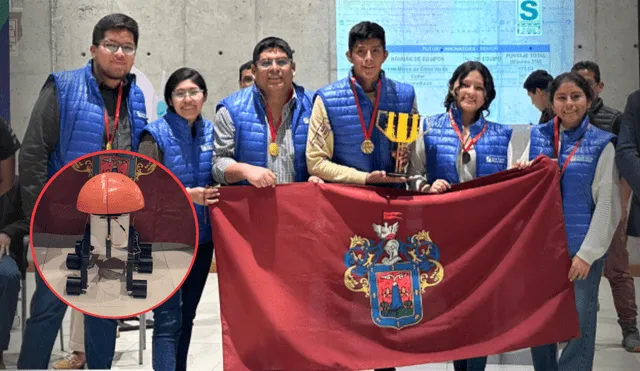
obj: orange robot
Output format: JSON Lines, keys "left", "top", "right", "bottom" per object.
{"left": 66, "top": 172, "right": 152, "bottom": 298}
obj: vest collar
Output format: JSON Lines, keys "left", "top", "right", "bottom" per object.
{"left": 560, "top": 114, "right": 590, "bottom": 142}
{"left": 164, "top": 110, "right": 203, "bottom": 141}
{"left": 449, "top": 103, "right": 486, "bottom": 134}
{"left": 252, "top": 84, "right": 298, "bottom": 110}
{"left": 85, "top": 60, "right": 135, "bottom": 89}
{"left": 347, "top": 69, "right": 386, "bottom": 94}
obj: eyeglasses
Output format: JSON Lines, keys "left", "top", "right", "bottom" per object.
{"left": 99, "top": 41, "right": 136, "bottom": 55}
{"left": 172, "top": 89, "right": 204, "bottom": 100}
{"left": 256, "top": 58, "right": 291, "bottom": 69}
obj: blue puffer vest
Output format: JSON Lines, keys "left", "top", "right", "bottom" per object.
{"left": 529, "top": 116, "right": 615, "bottom": 257}
{"left": 316, "top": 70, "right": 415, "bottom": 174}
{"left": 217, "top": 83, "right": 314, "bottom": 185}
{"left": 47, "top": 61, "right": 147, "bottom": 176}
{"left": 142, "top": 111, "right": 215, "bottom": 244}
{"left": 424, "top": 106, "right": 512, "bottom": 184}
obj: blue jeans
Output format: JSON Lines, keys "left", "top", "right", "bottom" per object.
{"left": 84, "top": 315, "right": 118, "bottom": 369}
{"left": 531, "top": 258, "right": 604, "bottom": 371}
{"left": 453, "top": 356, "right": 487, "bottom": 371}
{"left": 151, "top": 241, "right": 214, "bottom": 370}
{"left": 0, "top": 256, "right": 21, "bottom": 351}
{"left": 17, "top": 270, "right": 117, "bottom": 369}
{"left": 176, "top": 241, "right": 213, "bottom": 371}
{"left": 83, "top": 241, "right": 213, "bottom": 370}
{"left": 83, "top": 291, "right": 183, "bottom": 371}
{"left": 152, "top": 290, "right": 182, "bottom": 371}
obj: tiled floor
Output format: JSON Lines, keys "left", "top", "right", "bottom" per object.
{"left": 3, "top": 275, "right": 640, "bottom": 370}
{"left": 33, "top": 233, "right": 194, "bottom": 317}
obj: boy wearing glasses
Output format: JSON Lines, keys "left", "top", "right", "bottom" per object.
{"left": 306, "top": 21, "right": 416, "bottom": 188}
{"left": 572, "top": 61, "right": 640, "bottom": 353}
{"left": 213, "top": 37, "right": 319, "bottom": 187}
{"left": 18, "top": 13, "right": 147, "bottom": 369}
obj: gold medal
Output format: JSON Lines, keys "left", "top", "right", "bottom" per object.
{"left": 106, "top": 142, "right": 112, "bottom": 150}
{"left": 268, "top": 142, "right": 280, "bottom": 156}
{"left": 361, "top": 139, "right": 375, "bottom": 154}
{"left": 350, "top": 78, "right": 381, "bottom": 156}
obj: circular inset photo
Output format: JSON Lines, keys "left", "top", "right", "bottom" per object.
{"left": 30, "top": 150, "right": 198, "bottom": 318}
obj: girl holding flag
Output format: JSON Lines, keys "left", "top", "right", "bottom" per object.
{"left": 407, "top": 60, "right": 522, "bottom": 371}
{"left": 523, "top": 72, "right": 621, "bottom": 371}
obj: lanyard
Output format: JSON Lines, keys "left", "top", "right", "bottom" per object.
{"left": 103, "top": 82, "right": 124, "bottom": 150}
{"left": 448, "top": 110, "right": 487, "bottom": 153}
{"left": 554, "top": 117, "right": 587, "bottom": 175}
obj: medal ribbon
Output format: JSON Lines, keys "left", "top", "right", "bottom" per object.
{"left": 350, "top": 78, "right": 382, "bottom": 143}
{"left": 103, "top": 81, "right": 124, "bottom": 150}
{"left": 448, "top": 110, "right": 487, "bottom": 154}
{"left": 264, "top": 89, "right": 294, "bottom": 144}
{"left": 554, "top": 116, "right": 588, "bottom": 176}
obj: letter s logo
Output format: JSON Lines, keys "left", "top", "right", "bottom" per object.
{"left": 520, "top": 1, "right": 539, "bottom": 21}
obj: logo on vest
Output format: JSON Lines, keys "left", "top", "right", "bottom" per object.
{"left": 136, "top": 111, "right": 147, "bottom": 119}
{"left": 200, "top": 144, "right": 214, "bottom": 152}
{"left": 343, "top": 212, "right": 444, "bottom": 329}
{"left": 485, "top": 155, "right": 506, "bottom": 164}
{"left": 570, "top": 154, "right": 595, "bottom": 163}
{"left": 303, "top": 117, "right": 310, "bottom": 124}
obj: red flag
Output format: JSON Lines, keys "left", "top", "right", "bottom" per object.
{"left": 211, "top": 157, "right": 579, "bottom": 370}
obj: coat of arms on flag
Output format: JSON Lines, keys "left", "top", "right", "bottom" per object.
{"left": 343, "top": 212, "right": 444, "bottom": 329}
{"left": 71, "top": 152, "right": 156, "bottom": 181}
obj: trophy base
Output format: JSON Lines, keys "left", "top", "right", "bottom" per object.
{"left": 386, "top": 172, "right": 408, "bottom": 178}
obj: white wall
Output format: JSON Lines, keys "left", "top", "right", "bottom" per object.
{"left": 9, "top": 0, "right": 639, "bottom": 145}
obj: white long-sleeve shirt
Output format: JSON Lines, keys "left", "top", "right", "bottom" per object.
{"left": 520, "top": 134, "right": 621, "bottom": 265}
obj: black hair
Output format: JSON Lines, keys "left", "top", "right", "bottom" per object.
{"left": 548, "top": 72, "right": 593, "bottom": 104}
{"left": 444, "top": 61, "right": 496, "bottom": 115}
{"left": 348, "top": 21, "right": 386, "bottom": 51}
{"left": 238, "top": 60, "right": 253, "bottom": 81}
{"left": 252, "top": 37, "right": 294, "bottom": 63}
{"left": 571, "top": 60, "right": 601, "bottom": 83}
{"left": 523, "top": 70, "right": 553, "bottom": 93}
{"left": 92, "top": 13, "right": 139, "bottom": 46}
{"left": 164, "top": 67, "right": 208, "bottom": 112}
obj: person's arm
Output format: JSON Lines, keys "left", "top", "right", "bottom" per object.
{"left": 616, "top": 92, "right": 640, "bottom": 193}
{"left": 612, "top": 112, "right": 622, "bottom": 137}
{"left": 212, "top": 107, "right": 241, "bottom": 185}
{"left": 211, "top": 106, "right": 275, "bottom": 186}
{"left": 0, "top": 155, "right": 15, "bottom": 198}
{"left": 0, "top": 118, "right": 20, "bottom": 197}
{"left": 507, "top": 140, "right": 514, "bottom": 168}
{"left": 0, "top": 180, "right": 28, "bottom": 260}
{"left": 576, "top": 143, "right": 622, "bottom": 264}
{"left": 305, "top": 97, "right": 369, "bottom": 184}
{"left": 1, "top": 220, "right": 28, "bottom": 248}
{"left": 620, "top": 178, "right": 632, "bottom": 223}
{"left": 138, "top": 133, "right": 163, "bottom": 162}
{"left": 19, "top": 80, "right": 60, "bottom": 221}
{"left": 1, "top": 193, "right": 28, "bottom": 259}
{"left": 406, "top": 116, "right": 427, "bottom": 191}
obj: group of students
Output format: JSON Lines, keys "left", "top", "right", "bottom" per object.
{"left": 0, "top": 11, "right": 639, "bottom": 371}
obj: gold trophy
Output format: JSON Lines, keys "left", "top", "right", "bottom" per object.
{"left": 376, "top": 110, "right": 424, "bottom": 177}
